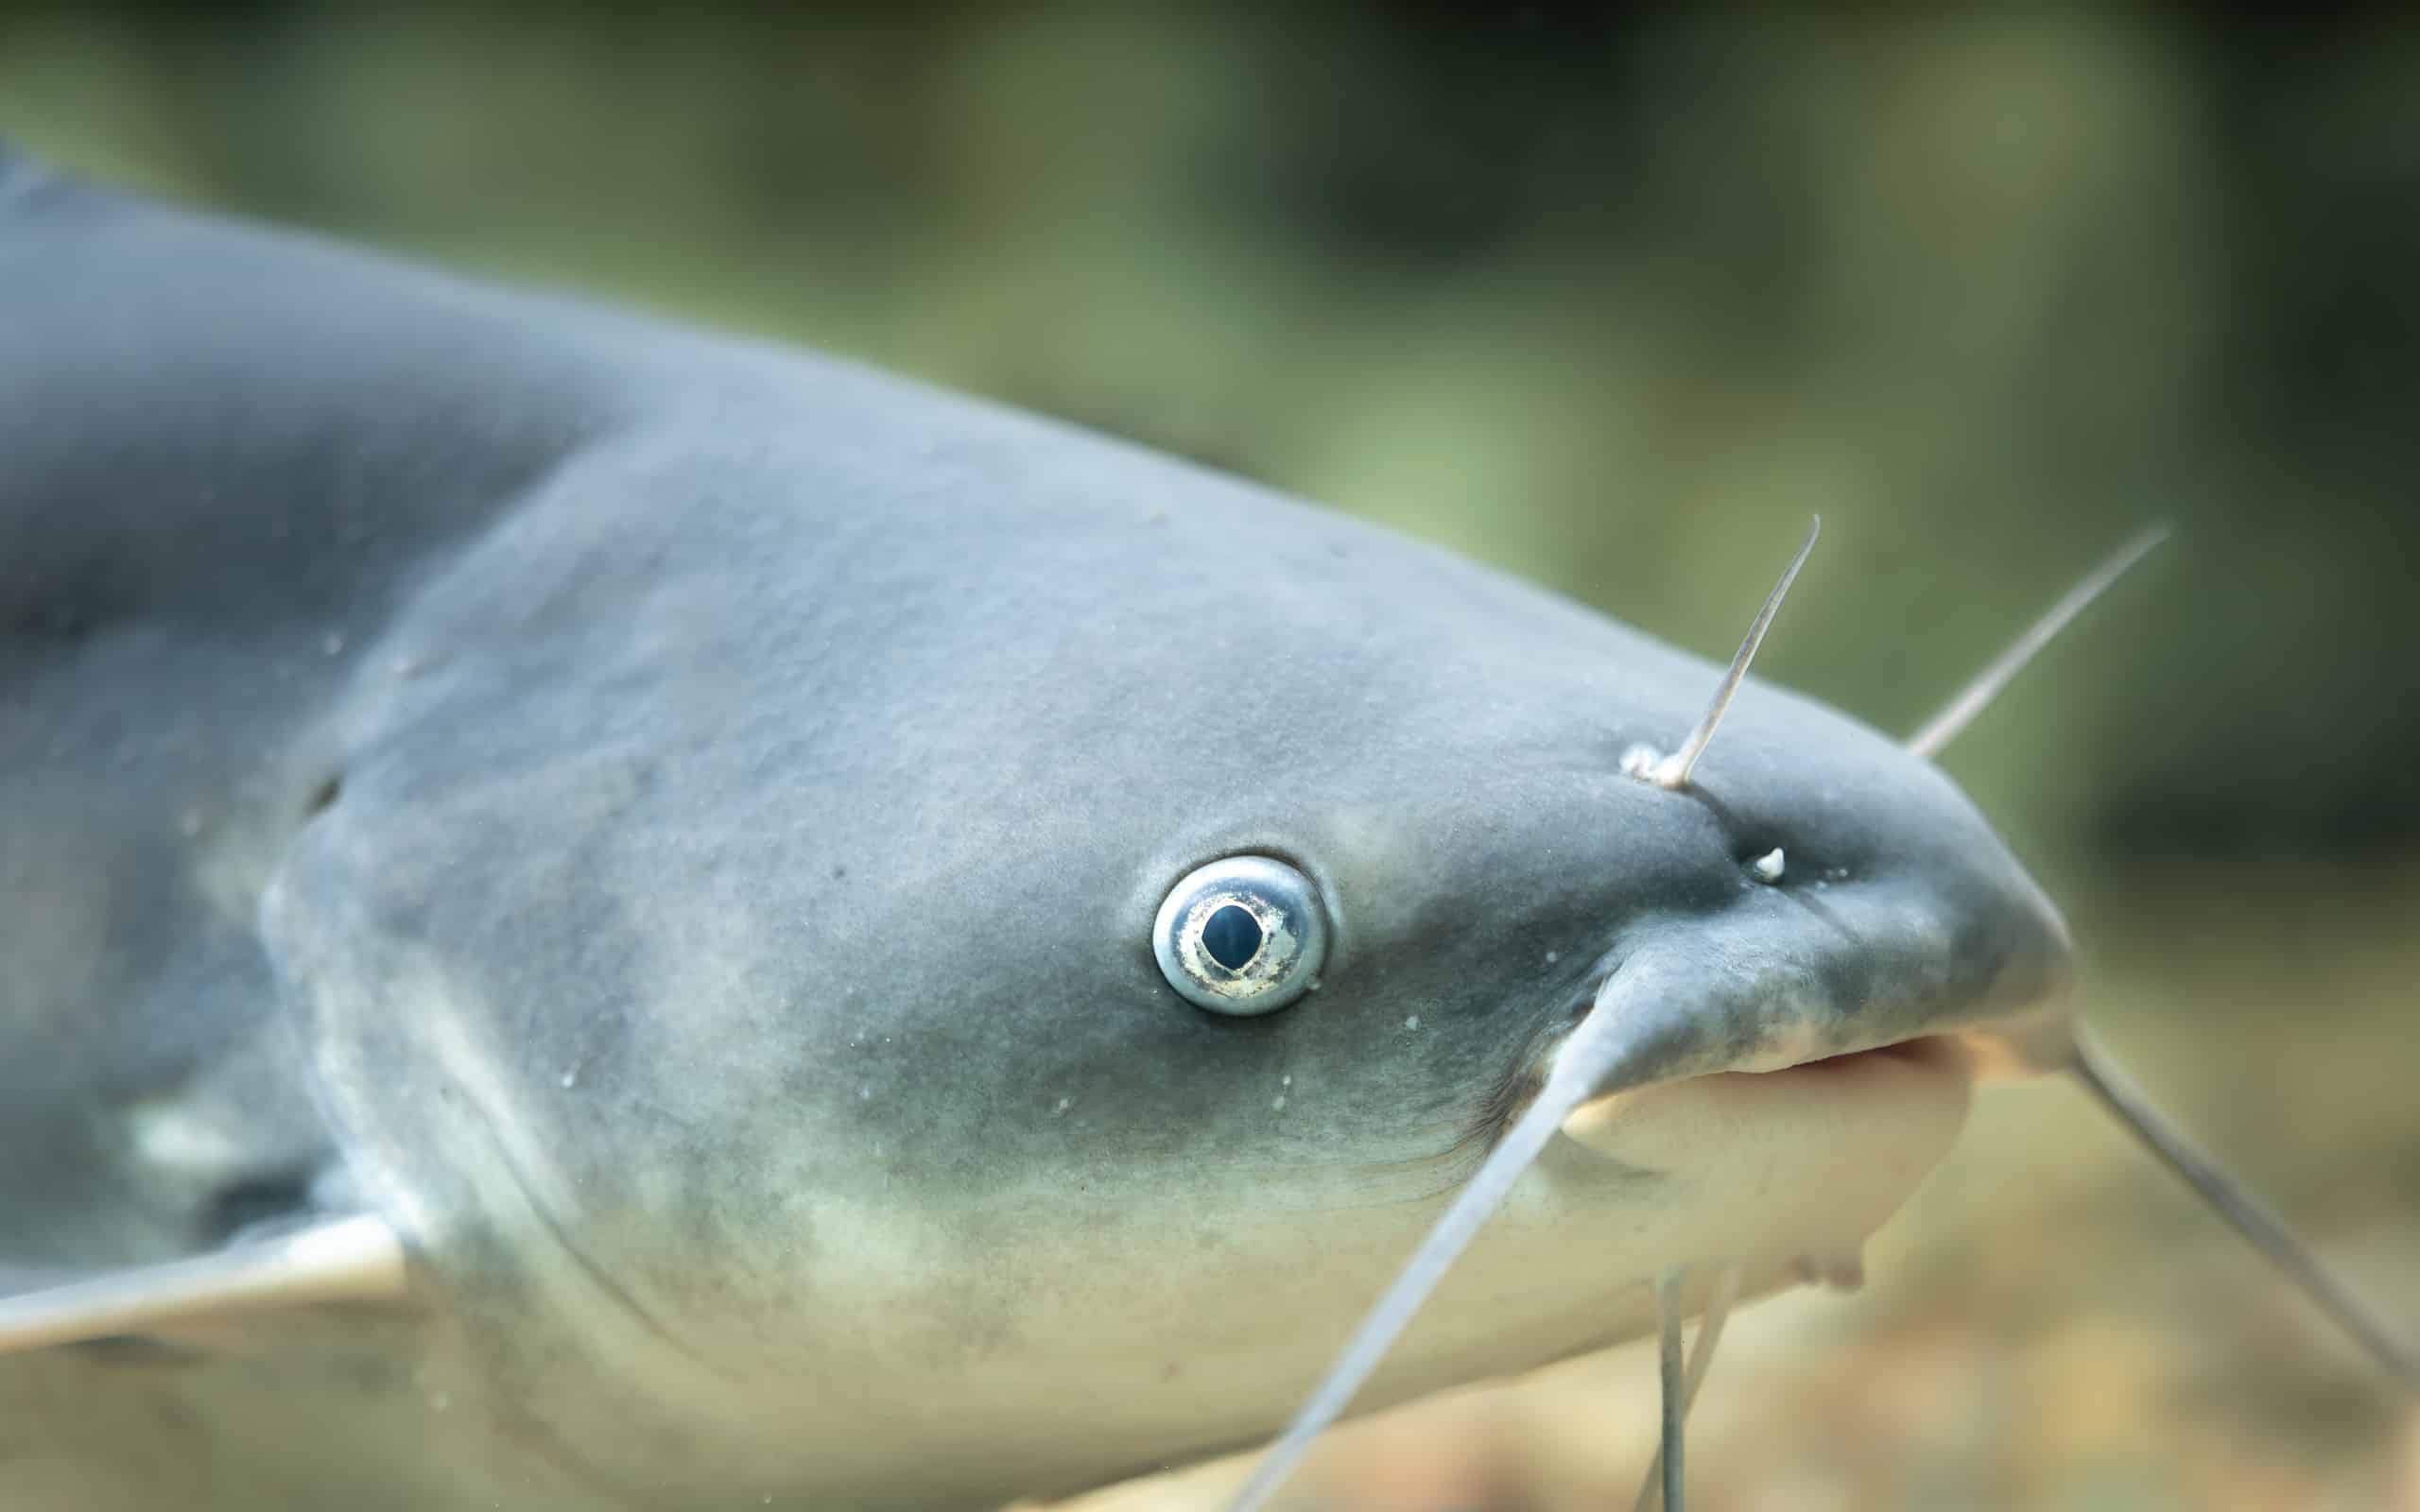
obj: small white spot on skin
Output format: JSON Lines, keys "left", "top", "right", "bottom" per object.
{"left": 1054, "top": 1097, "right": 1071, "bottom": 1116}
{"left": 1281, "top": 1074, "right": 1292, "bottom": 1088}
{"left": 127, "top": 1102, "right": 246, "bottom": 1177}
{"left": 558, "top": 1070, "right": 578, "bottom": 1091}
{"left": 1618, "top": 743, "right": 1665, "bottom": 780}
{"left": 857, "top": 1085, "right": 871, "bottom": 1102}
{"left": 1270, "top": 1095, "right": 1287, "bottom": 1112}
{"left": 1543, "top": 950, "right": 1559, "bottom": 965}
{"left": 1751, "top": 848, "right": 1786, "bottom": 884}
{"left": 1404, "top": 1015, "right": 1421, "bottom": 1031}
{"left": 320, "top": 631, "right": 346, "bottom": 657}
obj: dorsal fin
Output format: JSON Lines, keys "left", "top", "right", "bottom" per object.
{"left": 0, "top": 1214, "right": 409, "bottom": 1354}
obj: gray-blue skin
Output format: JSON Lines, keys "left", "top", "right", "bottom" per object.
{"left": 1, "top": 147, "right": 2081, "bottom": 1506}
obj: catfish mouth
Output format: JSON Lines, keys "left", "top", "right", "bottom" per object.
{"left": 1761, "top": 1033, "right": 1967, "bottom": 1078}
{"left": 1465, "top": 953, "right": 1996, "bottom": 1165}
{"left": 1555, "top": 1030, "right": 1977, "bottom": 1165}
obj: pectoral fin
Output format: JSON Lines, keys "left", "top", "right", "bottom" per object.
{"left": 0, "top": 1214, "right": 409, "bottom": 1355}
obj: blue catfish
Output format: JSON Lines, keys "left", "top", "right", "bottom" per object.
{"left": 1, "top": 146, "right": 2406, "bottom": 1511}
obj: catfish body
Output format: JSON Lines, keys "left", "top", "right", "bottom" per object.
{"left": 0, "top": 149, "right": 2067, "bottom": 1507}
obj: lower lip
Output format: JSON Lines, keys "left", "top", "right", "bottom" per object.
{"left": 1557, "top": 1034, "right": 1976, "bottom": 1175}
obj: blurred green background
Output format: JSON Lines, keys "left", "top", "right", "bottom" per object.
{"left": 4, "top": 8, "right": 2413, "bottom": 1509}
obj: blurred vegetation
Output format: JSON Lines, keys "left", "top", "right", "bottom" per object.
{"left": 4, "top": 9, "right": 2415, "bottom": 1508}
{"left": 7, "top": 7, "right": 2417, "bottom": 891}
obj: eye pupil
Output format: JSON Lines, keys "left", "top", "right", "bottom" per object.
{"left": 1201, "top": 904, "right": 1264, "bottom": 971}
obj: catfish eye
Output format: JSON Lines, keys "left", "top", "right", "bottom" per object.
{"left": 1152, "top": 855, "right": 1329, "bottom": 1016}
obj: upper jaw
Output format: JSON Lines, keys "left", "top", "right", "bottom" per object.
{"left": 1541, "top": 859, "right": 2080, "bottom": 1109}
{"left": 1461, "top": 846, "right": 2078, "bottom": 1161}
{"left": 1550, "top": 873, "right": 2069, "bottom": 1179}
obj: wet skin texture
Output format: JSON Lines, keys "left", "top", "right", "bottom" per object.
{"left": 0, "top": 146, "right": 2071, "bottom": 1507}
